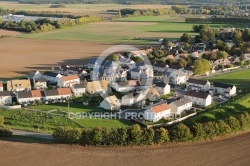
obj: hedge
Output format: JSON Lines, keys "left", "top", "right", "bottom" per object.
{"left": 53, "top": 113, "right": 250, "bottom": 146}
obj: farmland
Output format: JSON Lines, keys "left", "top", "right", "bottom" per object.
{"left": 207, "top": 69, "right": 250, "bottom": 90}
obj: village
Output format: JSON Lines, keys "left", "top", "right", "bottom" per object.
{"left": 0, "top": 35, "right": 244, "bottom": 124}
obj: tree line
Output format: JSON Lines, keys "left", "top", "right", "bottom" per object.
{"left": 0, "top": 115, "right": 12, "bottom": 137}
{"left": 186, "top": 17, "right": 250, "bottom": 24}
{"left": 120, "top": 8, "right": 176, "bottom": 17}
{"left": 53, "top": 112, "right": 250, "bottom": 146}
{"left": 0, "top": 15, "right": 102, "bottom": 33}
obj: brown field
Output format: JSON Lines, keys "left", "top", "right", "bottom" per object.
{"left": 0, "top": 132, "right": 250, "bottom": 166}
{"left": 0, "top": 29, "right": 25, "bottom": 36}
{"left": 0, "top": 38, "right": 114, "bottom": 78}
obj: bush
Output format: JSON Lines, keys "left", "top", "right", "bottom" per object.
{"left": 171, "top": 124, "right": 193, "bottom": 142}
{"left": 237, "top": 113, "right": 250, "bottom": 130}
{"left": 202, "top": 121, "right": 219, "bottom": 138}
{"left": 0, "top": 115, "right": 4, "bottom": 126}
{"left": 191, "top": 123, "right": 206, "bottom": 140}
{"left": 53, "top": 126, "right": 81, "bottom": 144}
{"left": 0, "top": 126, "right": 12, "bottom": 137}
{"left": 217, "top": 120, "right": 232, "bottom": 135}
{"left": 226, "top": 116, "right": 241, "bottom": 132}
{"left": 154, "top": 127, "right": 170, "bottom": 144}
{"left": 127, "top": 124, "right": 142, "bottom": 145}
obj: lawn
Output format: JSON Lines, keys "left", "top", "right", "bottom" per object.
{"left": 182, "top": 93, "right": 250, "bottom": 127}
{"left": 206, "top": 69, "right": 250, "bottom": 90}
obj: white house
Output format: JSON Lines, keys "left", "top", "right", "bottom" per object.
{"left": 0, "top": 91, "right": 12, "bottom": 105}
{"left": 144, "top": 103, "right": 171, "bottom": 122}
{"left": 131, "top": 66, "right": 153, "bottom": 80}
{"left": 121, "top": 92, "right": 146, "bottom": 106}
{"left": 111, "top": 80, "right": 139, "bottom": 93}
{"left": 169, "top": 97, "right": 192, "bottom": 115}
{"left": 152, "top": 62, "right": 168, "bottom": 73}
{"left": 27, "top": 70, "right": 43, "bottom": 83}
{"left": 57, "top": 75, "right": 80, "bottom": 88}
{"left": 164, "top": 70, "right": 187, "bottom": 85}
{"left": 34, "top": 78, "right": 47, "bottom": 90}
{"left": 17, "top": 90, "right": 42, "bottom": 104}
{"left": 186, "top": 78, "right": 210, "bottom": 92}
{"left": 43, "top": 88, "right": 72, "bottom": 102}
{"left": 185, "top": 91, "right": 212, "bottom": 107}
{"left": 100, "top": 95, "right": 121, "bottom": 111}
{"left": 71, "top": 84, "right": 86, "bottom": 97}
{"left": 43, "top": 71, "right": 62, "bottom": 84}
{"left": 155, "top": 82, "right": 171, "bottom": 95}
{"left": 166, "top": 65, "right": 184, "bottom": 72}
{"left": 213, "top": 82, "right": 236, "bottom": 97}
{"left": 0, "top": 82, "right": 3, "bottom": 91}
{"left": 7, "top": 80, "right": 31, "bottom": 92}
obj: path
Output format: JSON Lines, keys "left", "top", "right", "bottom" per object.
{"left": 11, "top": 129, "right": 53, "bottom": 140}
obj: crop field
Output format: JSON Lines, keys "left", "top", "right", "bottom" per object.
{"left": 207, "top": 69, "right": 250, "bottom": 90}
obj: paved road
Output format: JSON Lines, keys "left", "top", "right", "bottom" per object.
{"left": 12, "top": 129, "right": 53, "bottom": 140}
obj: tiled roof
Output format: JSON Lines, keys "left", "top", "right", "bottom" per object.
{"left": 0, "top": 91, "right": 12, "bottom": 97}
{"left": 61, "top": 75, "right": 79, "bottom": 81}
{"left": 213, "top": 82, "right": 234, "bottom": 89}
{"left": 187, "top": 78, "right": 208, "bottom": 85}
{"left": 73, "top": 84, "right": 85, "bottom": 89}
{"left": 57, "top": 88, "right": 72, "bottom": 95}
{"left": 31, "top": 90, "right": 42, "bottom": 97}
{"left": 151, "top": 103, "right": 170, "bottom": 114}
{"left": 185, "top": 90, "right": 210, "bottom": 99}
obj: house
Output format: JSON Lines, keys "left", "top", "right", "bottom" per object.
{"left": 183, "top": 66, "right": 194, "bottom": 76}
{"left": 121, "top": 92, "right": 146, "bottom": 106}
{"left": 57, "top": 75, "right": 80, "bottom": 87}
{"left": 7, "top": 80, "right": 31, "bottom": 92}
{"left": 185, "top": 91, "right": 212, "bottom": 106}
{"left": 191, "top": 52, "right": 202, "bottom": 58}
{"left": 27, "top": 70, "right": 43, "bottom": 83}
{"left": 17, "top": 90, "right": 42, "bottom": 104}
{"left": 43, "top": 88, "right": 72, "bottom": 102}
{"left": 0, "top": 91, "right": 12, "bottom": 105}
{"left": 155, "top": 82, "right": 171, "bottom": 95}
{"left": 100, "top": 95, "right": 121, "bottom": 111}
{"left": 164, "top": 70, "right": 187, "bottom": 85}
{"left": 86, "top": 80, "right": 109, "bottom": 94}
{"left": 111, "top": 80, "right": 139, "bottom": 93}
{"left": 243, "top": 53, "right": 250, "bottom": 61}
{"left": 166, "top": 54, "right": 175, "bottom": 61}
{"left": 0, "top": 82, "right": 3, "bottom": 91}
{"left": 213, "top": 58, "right": 231, "bottom": 68}
{"left": 131, "top": 66, "right": 153, "bottom": 80}
{"left": 167, "top": 65, "right": 184, "bottom": 72}
{"left": 60, "top": 65, "right": 88, "bottom": 77}
{"left": 146, "top": 87, "right": 160, "bottom": 101}
{"left": 186, "top": 78, "right": 210, "bottom": 92}
{"left": 57, "top": 88, "right": 72, "bottom": 99}
{"left": 34, "top": 78, "right": 47, "bottom": 90}
{"left": 144, "top": 103, "right": 171, "bottom": 122}
{"left": 71, "top": 84, "right": 86, "bottom": 97}
{"left": 152, "top": 62, "right": 168, "bottom": 73}
{"left": 117, "top": 58, "right": 135, "bottom": 69}
{"left": 169, "top": 97, "right": 192, "bottom": 115}
{"left": 43, "top": 71, "right": 62, "bottom": 84}
{"left": 212, "top": 82, "right": 236, "bottom": 97}
{"left": 128, "top": 50, "right": 147, "bottom": 58}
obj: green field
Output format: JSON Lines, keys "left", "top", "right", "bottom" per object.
{"left": 113, "top": 15, "right": 182, "bottom": 22}
{"left": 207, "top": 69, "right": 250, "bottom": 90}
{"left": 183, "top": 93, "right": 250, "bottom": 127}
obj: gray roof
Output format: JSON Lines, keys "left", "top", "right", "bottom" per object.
{"left": 27, "top": 70, "right": 38, "bottom": 78}
{"left": 155, "top": 82, "right": 167, "bottom": 88}
{"left": 0, "top": 91, "right": 12, "bottom": 97}
{"left": 43, "top": 72, "right": 59, "bottom": 78}
{"left": 187, "top": 78, "right": 208, "bottom": 85}
{"left": 171, "top": 97, "right": 192, "bottom": 107}
{"left": 173, "top": 70, "right": 186, "bottom": 77}
{"left": 73, "top": 84, "right": 85, "bottom": 89}
{"left": 213, "top": 82, "right": 234, "bottom": 89}
{"left": 185, "top": 91, "right": 210, "bottom": 99}
{"left": 44, "top": 89, "right": 59, "bottom": 96}
{"left": 17, "top": 91, "right": 32, "bottom": 99}
{"left": 35, "top": 78, "right": 46, "bottom": 83}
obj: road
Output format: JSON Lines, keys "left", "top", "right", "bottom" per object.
{"left": 11, "top": 129, "right": 53, "bottom": 140}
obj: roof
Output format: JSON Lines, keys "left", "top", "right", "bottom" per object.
{"left": 43, "top": 71, "right": 59, "bottom": 78}
{"left": 168, "top": 65, "right": 183, "bottom": 70}
{"left": 87, "top": 58, "right": 97, "bottom": 65}
{"left": 87, "top": 80, "right": 109, "bottom": 92}
{"left": 35, "top": 78, "right": 46, "bottom": 83}
{"left": 150, "top": 103, "right": 170, "bottom": 114}
{"left": 0, "top": 91, "right": 12, "bottom": 97}
{"left": 27, "top": 70, "right": 38, "bottom": 78}
{"left": 187, "top": 78, "right": 208, "bottom": 85}
{"left": 44, "top": 89, "right": 59, "bottom": 96}
{"left": 153, "top": 62, "right": 167, "bottom": 68}
{"left": 173, "top": 70, "right": 186, "bottom": 77}
{"left": 31, "top": 90, "right": 42, "bottom": 97}
{"left": 61, "top": 75, "right": 79, "bottom": 81}
{"left": 167, "top": 54, "right": 175, "bottom": 60}
{"left": 213, "top": 82, "right": 234, "bottom": 89}
{"left": 17, "top": 91, "right": 32, "bottom": 99}
{"left": 73, "top": 84, "right": 85, "bottom": 89}
{"left": 155, "top": 82, "right": 168, "bottom": 88}
{"left": 103, "top": 95, "right": 120, "bottom": 107}
{"left": 57, "top": 88, "right": 72, "bottom": 95}
{"left": 171, "top": 97, "right": 192, "bottom": 107}
{"left": 7, "top": 80, "right": 31, "bottom": 90}
{"left": 185, "top": 91, "right": 210, "bottom": 99}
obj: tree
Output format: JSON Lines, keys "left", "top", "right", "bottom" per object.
{"left": 91, "top": 127, "right": 103, "bottom": 145}
{"left": 226, "top": 116, "right": 241, "bottom": 132}
{"left": 233, "top": 30, "right": 243, "bottom": 46}
{"left": 131, "top": 55, "right": 143, "bottom": 63}
{"left": 193, "top": 59, "right": 210, "bottom": 75}
{"left": 242, "top": 28, "right": 250, "bottom": 42}
{"left": 202, "top": 121, "right": 219, "bottom": 138}
{"left": 171, "top": 124, "right": 193, "bottom": 142}
{"left": 191, "top": 123, "right": 205, "bottom": 140}
{"left": 128, "top": 124, "right": 142, "bottom": 145}
{"left": 217, "top": 120, "right": 232, "bottom": 135}
{"left": 180, "top": 33, "right": 191, "bottom": 43}
{"left": 237, "top": 114, "right": 249, "bottom": 130}
{"left": 141, "top": 128, "right": 155, "bottom": 145}
{"left": 117, "top": 10, "right": 122, "bottom": 18}
{"left": 217, "top": 51, "right": 229, "bottom": 59}
{"left": 177, "top": 58, "right": 187, "bottom": 67}
{"left": 154, "top": 128, "right": 170, "bottom": 144}
{"left": 106, "top": 54, "right": 119, "bottom": 61}
{"left": 114, "top": 127, "right": 128, "bottom": 146}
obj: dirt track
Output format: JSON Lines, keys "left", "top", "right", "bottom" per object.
{"left": 0, "top": 38, "right": 113, "bottom": 78}
{"left": 0, "top": 132, "right": 250, "bottom": 166}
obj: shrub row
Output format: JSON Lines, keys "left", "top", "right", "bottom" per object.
{"left": 0, "top": 116, "right": 13, "bottom": 137}
{"left": 53, "top": 112, "right": 250, "bottom": 146}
